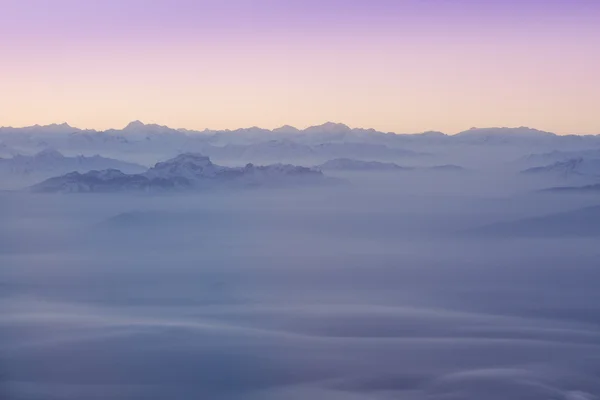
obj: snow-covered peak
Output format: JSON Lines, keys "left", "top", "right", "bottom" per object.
{"left": 79, "top": 169, "right": 129, "bottom": 180}
{"left": 48, "top": 122, "right": 72, "bottom": 129}
{"left": 31, "top": 152, "right": 331, "bottom": 193}
{"left": 30, "top": 168, "right": 148, "bottom": 193}
{"left": 145, "top": 153, "right": 221, "bottom": 180}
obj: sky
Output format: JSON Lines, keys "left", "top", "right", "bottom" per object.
{"left": 1, "top": 0, "right": 599, "bottom": 134}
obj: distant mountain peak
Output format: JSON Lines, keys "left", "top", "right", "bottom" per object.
{"left": 162, "top": 152, "right": 212, "bottom": 166}
{"left": 273, "top": 125, "right": 300, "bottom": 134}
{"left": 45, "top": 122, "right": 72, "bottom": 129}
{"left": 318, "top": 158, "right": 406, "bottom": 171}
{"left": 31, "top": 152, "right": 330, "bottom": 193}
{"left": 124, "top": 120, "right": 146, "bottom": 129}
{"left": 457, "top": 127, "right": 554, "bottom": 137}
{"left": 35, "top": 148, "right": 64, "bottom": 159}
{"left": 146, "top": 153, "right": 217, "bottom": 180}
{"left": 305, "top": 122, "right": 352, "bottom": 133}
{"left": 421, "top": 130, "right": 447, "bottom": 137}
{"left": 521, "top": 157, "right": 600, "bottom": 178}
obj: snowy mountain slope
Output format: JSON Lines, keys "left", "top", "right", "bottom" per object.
{"left": 3, "top": 121, "right": 600, "bottom": 170}
{"left": 0, "top": 149, "right": 146, "bottom": 189}
{"left": 30, "top": 153, "right": 332, "bottom": 193}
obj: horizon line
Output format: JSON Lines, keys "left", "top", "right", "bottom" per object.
{"left": 2, "top": 121, "right": 598, "bottom": 137}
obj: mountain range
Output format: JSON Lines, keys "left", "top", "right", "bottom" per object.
{"left": 4, "top": 122, "right": 600, "bottom": 194}
{"left": 2, "top": 122, "right": 599, "bottom": 161}
{"left": 0, "top": 148, "right": 146, "bottom": 189}
{"left": 2, "top": 121, "right": 597, "bottom": 143}
{"left": 31, "top": 153, "right": 331, "bottom": 193}
{"left": 316, "top": 158, "right": 464, "bottom": 172}
{"left": 521, "top": 158, "right": 600, "bottom": 180}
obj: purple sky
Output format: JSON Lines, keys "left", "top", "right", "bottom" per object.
{"left": 1, "top": 0, "right": 599, "bottom": 133}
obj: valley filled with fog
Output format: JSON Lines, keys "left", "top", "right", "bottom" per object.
{"left": 2, "top": 123, "right": 600, "bottom": 399}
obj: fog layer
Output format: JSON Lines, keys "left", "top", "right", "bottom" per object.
{"left": 2, "top": 172, "right": 600, "bottom": 399}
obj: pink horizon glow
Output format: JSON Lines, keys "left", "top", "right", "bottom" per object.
{"left": 1, "top": 0, "right": 599, "bottom": 134}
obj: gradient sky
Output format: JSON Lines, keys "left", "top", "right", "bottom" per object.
{"left": 1, "top": 0, "right": 599, "bottom": 134}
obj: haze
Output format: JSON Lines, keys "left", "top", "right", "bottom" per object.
{"left": 3, "top": 0, "right": 600, "bottom": 398}
{"left": 1, "top": 121, "right": 600, "bottom": 399}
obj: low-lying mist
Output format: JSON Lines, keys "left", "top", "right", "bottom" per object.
{"left": 2, "top": 174, "right": 600, "bottom": 400}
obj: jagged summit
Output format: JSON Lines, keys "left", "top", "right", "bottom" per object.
{"left": 50, "top": 122, "right": 72, "bottom": 128}
{"left": 2, "top": 122, "right": 79, "bottom": 132}
{"left": 31, "top": 153, "right": 330, "bottom": 193}
{"left": 145, "top": 153, "right": 220, "bottom": 180}
{"left": 30, "top": 123, "right": 70, "bottom": 128}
